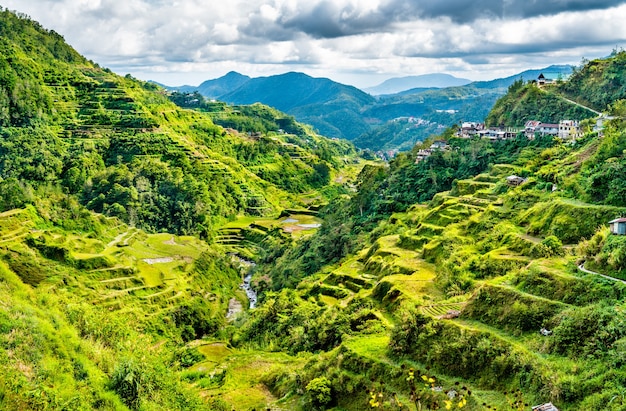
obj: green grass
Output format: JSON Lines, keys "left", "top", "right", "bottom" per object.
{"left": 192, "top": 343, "right": 306, "bottom": 410}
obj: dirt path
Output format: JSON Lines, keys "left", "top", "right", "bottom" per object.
{"left": 106, "top": 231, "right": 128, "bottom": 248}
{"left": 560, "top": 96, "right": 602, "bottom": 115}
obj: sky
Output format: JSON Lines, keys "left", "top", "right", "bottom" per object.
{"left": 3, "top": 0, "right": 626, "bottom": 88}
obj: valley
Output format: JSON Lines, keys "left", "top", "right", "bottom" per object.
{"left": 1, "top": 7, "right": 626, "bottom": 411}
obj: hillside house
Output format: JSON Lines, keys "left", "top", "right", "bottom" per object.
{"left": 481, "top": 127, "right": 521, "bottom": 140}
{"left": 537, "top": 123, "right": 559, "bottom": 136}
{"left": 594, "top": 115, "right": 615, "bottom": 137}
{"left": 458, "top": 122, "right": 484, "bottom": 138}
{"left": 609, "top": 218, "right": 626, "bottom": 235}
{"left": 506, "top": 175, "right": 526, "bottom": 186}
{"left": 524, "top": 120, "right": 541, "bottom": 138}
{"left": 532, "top": 403, "right": 559, "bottom": 411}
{"left": 488, "top": 129, "right": 507, "bottom": 140}
{"left": 430, "top": 140, "right": 449, "bottom": 150}
{"left": 415, "top": 149, "right": 432, "bottom": 163}
{"left": 537, "top": 73, "right": 556, "bottom": 87}
{"left": 558, "top": 120, "right": 581, "bottom": 140}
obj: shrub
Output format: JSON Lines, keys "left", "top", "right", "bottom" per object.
{"left": 531, "top": 235, "right": 564, "bottom": 258}
{"left": 109, "top": 360, "right": 144, "bottom": 409}
{"left": 306, "top": 376, "right": 333, "bottom": 408}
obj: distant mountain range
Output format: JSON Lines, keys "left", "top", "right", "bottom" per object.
{"left": 364, "top": 74, "right": 472, "bottom": 95}
{"left": 157, "top": 65, "right": 573, "bottom": 151}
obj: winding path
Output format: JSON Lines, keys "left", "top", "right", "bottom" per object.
{"left": 578, "top": 263, "right": 626, "bottom": 284}
{"left": 559, "top": 96, "right": 602, "bottom": 116}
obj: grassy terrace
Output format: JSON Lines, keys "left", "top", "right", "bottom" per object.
{"left": 199, "top": 151, "right": 626, "bottom": 410}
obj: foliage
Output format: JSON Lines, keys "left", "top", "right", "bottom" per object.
{"left": 109, "top": 359, "right": 144, "bottom": 409}
{"left": 530, "top": 235, "right": 564, "bottom": 258}
{"left": 548, "top": 304, "right": 626, "bottom": 358}
{"left": 233, "top": 289, "right": 375, "bottom": 353}
{"left": 306, "top": 376, "right": 333, "bottom": 408}
{"left": 172, "top": 297, "right": 224, "bottom": 341}
{"left": 579, "top": 120, "right": 626, "bottom": 206}
{"left": 462, "top": 285, "right": 565, "bottom": 335}
{"left": 560, "top": 50, "right": 626, "bottom": 111}
{"left": 485, "top": 82, "right": 596, "bottom": 127}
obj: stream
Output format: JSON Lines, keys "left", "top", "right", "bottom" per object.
{"left": 241, "top": 272, "right": 257, "bottom": 309}
{"left": 232, "top": 255, "right": 258, "bottom": 309}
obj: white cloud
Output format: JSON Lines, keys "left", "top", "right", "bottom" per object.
{"left": 2, "top": 0, "right": 626, "bottom": 87}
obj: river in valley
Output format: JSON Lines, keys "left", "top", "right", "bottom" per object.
{"left": 232, "top": 255, "right": 258, "bottom": 309}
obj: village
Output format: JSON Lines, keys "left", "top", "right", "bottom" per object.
{"left": 410, "top": 71, "right": 617, "bottom": 164}
{"left": 412, "top": 113, "right": 613, "bottom": 164}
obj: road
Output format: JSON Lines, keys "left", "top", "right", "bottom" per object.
{"left": 578, "top": 263, "right": 626, "bottom": 284}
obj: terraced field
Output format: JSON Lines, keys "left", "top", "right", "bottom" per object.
{"left": 199, "top": 161, "right": 626, "bottom": 410}
{"left": 215, "top": 212, "right": 323, "bottom": 257}
{"left": 0, "top": 207, "right": 235, "bottom": 319}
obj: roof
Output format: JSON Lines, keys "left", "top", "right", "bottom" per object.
{"left": 609, "top": 218, "right": 626, "bottom": 223}
{"left": 506, "top": 175, "right": 526, "bottom": 185}
{"left": 532, "top": 403, "right": 559, "bottom": 411}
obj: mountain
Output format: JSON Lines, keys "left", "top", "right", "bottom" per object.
{"left": 217, "top": 72, "right": 376, "bottom": 141}
{"left": 219, "top": 71, "right": 374, "bottom": 112}
{"left": 172, "top": 65, "right": 572, "bottom": 151}
{"left": 196, "top": 71, "right": 251, "bottom": 98}
{"left": 365, "top": 73, "right": 472, "bottom": 95}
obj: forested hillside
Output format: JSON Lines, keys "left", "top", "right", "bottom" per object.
{"left": 3, "top": 7, "right": 626, "bottom": 411}
{"left": 0, "top": 8, "right": 356, "bottom": 235}
{"left": 223, "top": 52, "right": 626, "bottom": 411}
{"left": 0, "top": 9, "right": 359, "bottom": 410}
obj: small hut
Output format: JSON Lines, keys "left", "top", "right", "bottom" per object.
{"left": 532, "top": 403, "right": 559, "bottom": 411}
{"left": 609, "top": 217, "right": 626, "bottom": 235}
{"left": 506, "top": 175, "right": 526, "bottom": 186}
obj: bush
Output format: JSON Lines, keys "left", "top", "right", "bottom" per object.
{"left": 109, "top": 360, "right": 144, "bottom": 409}
{"left": 531, "top": 235, "right": 564, "bottom": 258}
{"left": 306, "top": 376, "right": 333, "bottom": 408}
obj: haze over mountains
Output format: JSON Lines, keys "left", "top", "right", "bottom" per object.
{"left": 364, "top": 73, "right": 472, "bottom": 95}
{"left": 162, "top": 65, "right": 573, "bottom": 151}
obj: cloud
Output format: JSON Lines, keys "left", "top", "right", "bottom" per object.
{"left": 259, "top": 0, "right": 626, "bottom": 39}
{"left": 2, "top": 0, "right": 626, "bottom": 87}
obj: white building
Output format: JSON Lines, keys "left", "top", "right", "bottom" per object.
{"left": 558, "top": 120, "right": 581, "bottom": 140}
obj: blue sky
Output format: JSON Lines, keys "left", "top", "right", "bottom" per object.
{"left": 3, "top": 0, "right": 626, "bottom": 88}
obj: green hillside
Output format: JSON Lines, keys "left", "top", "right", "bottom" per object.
{"left": 485, "top": 80, "right": 597, "bottom": 127}
{"left": 0, "top": 9, "right": 361, "bottom": 410}
{"left": 0, "top": 9, "right": 357, "bottom": 235}
{"left": 217, "top": 53, "right": 626, "bottom": 411}
{"left": 3, "top": 7, "right": 626, "bottom": 411}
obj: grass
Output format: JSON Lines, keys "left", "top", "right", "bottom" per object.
{"left": 343, "top": 333, "right": 390, "bottom": 360}
{"left": 196, "top": 342, "right": 234, "bottom": 364}
{"left": 192, "top": 343, "right": 306, "bottom": 410}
